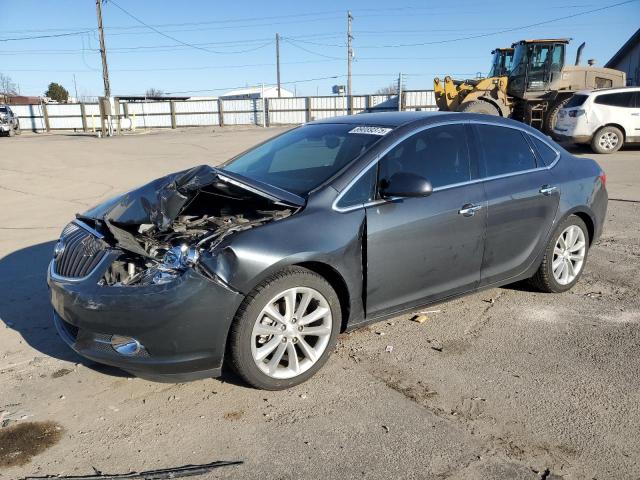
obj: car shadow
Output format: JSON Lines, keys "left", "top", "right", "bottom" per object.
{"left": 0, "top": 240, "right": 131, "bottom": 378}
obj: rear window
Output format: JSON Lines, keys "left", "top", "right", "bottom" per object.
{"left": 529, "top": 136, "right": 558, "bottom": 166}
{"left": 565, "top": 94, "right": 588, "bottom": 108}
{"left": 475, "top": 125, "right": 538, "bottom": 177}
{"left": 594, "top": 92, "right": 634, "bottom": 108}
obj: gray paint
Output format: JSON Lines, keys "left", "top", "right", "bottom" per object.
{"left": 48, "top": 112, "right": 608, "bottom": 381}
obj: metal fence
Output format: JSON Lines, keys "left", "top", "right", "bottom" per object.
{"left": 10, "top": 90, "right": 437, "bottom": 132}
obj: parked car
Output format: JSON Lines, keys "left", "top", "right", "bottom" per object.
{"left": 48, "top": 112, "right": 607, "bottom": 390}
{"left": 553, "top": 87, "right": 640, "bottom": 153}
{"left": 0, "top": 104, "right": 20, "bottom": 136}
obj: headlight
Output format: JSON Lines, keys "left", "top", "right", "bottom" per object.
{"left": 139, "top": 245, "right": 200, "bottom": 285}
{"left": 568, "top": 109, "right": 585, "bottom": 118}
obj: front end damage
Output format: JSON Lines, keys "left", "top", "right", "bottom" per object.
{"left": 47, "top": 165, "right": 301, "bottom": 381}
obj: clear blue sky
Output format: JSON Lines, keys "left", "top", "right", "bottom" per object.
{"left": 1, "top": 0, "right": 638, "bottom": 98}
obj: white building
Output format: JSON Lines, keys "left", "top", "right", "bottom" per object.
{"left": 219, "top": 86, "right": 294, "bottom": 100}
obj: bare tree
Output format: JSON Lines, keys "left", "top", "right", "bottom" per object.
{"left": 375, "top": 84, "right": 398, "bottom": 95}
{"left": 0, "top": 73, "right": 19, "bottom": 101}
{"left": 145, "top": 88, "right": 164, "bottom": 97}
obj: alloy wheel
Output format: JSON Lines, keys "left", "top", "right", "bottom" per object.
{"left": 598, "top": 131, "right": 619, "bottom": 151}
{"left": 251, "top": 287, "right": 332, "bottom": 379}
{"left": 552, "top": 225, "right": 586, "bottom": 285}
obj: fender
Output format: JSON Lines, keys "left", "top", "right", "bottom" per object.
{"left": 199, "top": 188, "right": 367, "bottom": 326}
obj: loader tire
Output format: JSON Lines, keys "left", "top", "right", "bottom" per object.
{"left": 544, "top": 97, "right": 571, "bottom": 133}
{"left": 459, "top": 100, "right": 499, "bottom": 116}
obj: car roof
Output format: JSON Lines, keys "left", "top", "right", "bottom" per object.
{"left": 308, "top": 110, "right": 541, "bottom": 133}
{"left": 309, "top": 111, "right": 451, "bottom": 128}
{"left": 575, "top": 86, "right": 640, "bottom": 96}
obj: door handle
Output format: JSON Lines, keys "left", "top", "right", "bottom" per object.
{"left": 539, "top": 185, "right": 557, "bottom": 195}
{"left": 631, "top": 113, "right": 640, "bottom": 116}
{"left": 458, "top": 203, "right": 482, "bottom": 217}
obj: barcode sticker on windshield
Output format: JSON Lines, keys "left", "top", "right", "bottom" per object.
{"left": 348, "top": 126, "right": 393, "bottom": 136}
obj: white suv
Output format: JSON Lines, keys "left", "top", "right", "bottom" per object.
{"left": 553, "top": 87, "right": 640, "bottom": 154}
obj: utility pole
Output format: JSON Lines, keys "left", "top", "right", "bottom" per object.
{"left": 73, "top": 74, "right": 78, "bottom": 101}
{"left": 275, "top": 33, "right": 281, "bottom": 98}
{"left": 95, "top": 0, "right": 111, "bottom": 98}
{"left": 397, "top": 72, "right": 403, "bottom": 112}
{"left": 347, "top": 10, "right": 353, "bottom": 113}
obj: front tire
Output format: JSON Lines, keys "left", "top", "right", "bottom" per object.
{"left": 228, "top": 267, "right": 341, "bottom": 390}
{"left": 529, "top": 215, "right": 589, "bottom": 293}
{"left": 459, "top": 100, "right": 499, "bottom": 116}
{"left": 591, "top": 125, "right": 623, "bottom": 154}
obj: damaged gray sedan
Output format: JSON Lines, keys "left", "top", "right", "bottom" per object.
{"left": 48, "top": 112, "right": 607, "bottom": 389}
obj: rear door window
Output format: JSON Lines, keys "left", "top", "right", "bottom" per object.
{"left": 475, "top": 124, "right": 538, "bottom": 177}
{"left": 529, "top": 136, "right": 559, "bottom": 166}
{"left": 594, "top": 92, "right": 634, "bottom": 108}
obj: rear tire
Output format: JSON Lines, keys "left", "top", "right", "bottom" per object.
{"left": 529, "top": 215, "right": 589, "bottom": 293}
{"left": 228, "top": 267, "right": 341, "bottom": 390}
{"left": 591, "top": 125, "right": 623, "bottom": 154}
{"left": 459, "top": 100, "right": 499, "bottom": 116}
{"left": 544, "top": 97, "right": 570, "bottom": 133}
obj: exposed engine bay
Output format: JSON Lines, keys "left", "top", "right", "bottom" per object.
{"left": 73, "top": 165, "right": 297, "bottom": 287}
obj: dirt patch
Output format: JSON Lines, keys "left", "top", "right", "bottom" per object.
{"left": 223, "top": 410, "right": 245, "bottom": 421}
{"left": 0, "top": 421, "right": 64, "bottom": 468}
{"left": 51, "top": 368, "right": 73, "bottom": 378}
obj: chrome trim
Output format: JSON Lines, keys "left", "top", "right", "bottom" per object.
{"left": 72, "top": 219, "right": 104, "bottom": 239}
{"left": 332, "top": 119, "right": 561, "bottom": 214}
{"left": 49, "top": 253, "right": 112, "bottom": 283}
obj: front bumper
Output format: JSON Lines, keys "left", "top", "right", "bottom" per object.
{"left": 47, "top": 254, "right": 244, "bottom": 382}
{"left": 0, "top": 124, "right": 12, "bottom": 132}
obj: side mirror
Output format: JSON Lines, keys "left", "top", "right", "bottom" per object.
{"left": 381, "top": 172, "right": 433, "bottom": 198}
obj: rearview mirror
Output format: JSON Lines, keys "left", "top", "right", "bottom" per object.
{"left": 381, "top": 172, "right": 433, "bottom": 198}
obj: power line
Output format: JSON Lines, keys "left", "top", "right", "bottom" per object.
{"left": 283, "top": 38, "right": 342, "bottom": 60}
{"left": 106, "top": 0, "right": 274, "bottom": 55}
{"left": 0, "top": 29, "right": 94, "bottom": 42}
{"left": 352, "top": 0, "right": 640, "bottom": 48}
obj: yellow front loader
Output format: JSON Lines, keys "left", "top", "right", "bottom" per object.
{"left": 433, "top": 47, "right": 513, "bottom": 116}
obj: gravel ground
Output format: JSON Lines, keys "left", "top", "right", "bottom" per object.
{"left": 0, "top": 127, "right": 638, "bottom": 480}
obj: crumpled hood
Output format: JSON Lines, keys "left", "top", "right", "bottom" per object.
{"left": 79, "top": 165, "right": 304, "bottom": 231}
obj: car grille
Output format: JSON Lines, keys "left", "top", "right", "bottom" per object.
{"left": 54, "top": 223, "right": 107, "bottom": 278}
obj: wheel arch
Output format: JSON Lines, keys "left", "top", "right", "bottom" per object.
{"left": 599, "top": 123, "right": 627, "bottom": 140}
{"left": 557, "top": 207, "right": 596, "bottom": 246}
{"left": 294, "top": 261, "right": 351, "bottom": 332}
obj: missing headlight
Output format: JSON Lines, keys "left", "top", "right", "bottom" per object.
{"left": 101, "top": 245, "right": 200, "bottom": 287}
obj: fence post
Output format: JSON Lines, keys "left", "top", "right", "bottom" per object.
{"left": 42, "top": 103, "right": 50, "bottom": 132}
{"left": 263, "top": 98, "right": 269, "bottom": 127}
{"left": 367, "top": 95, "right": 373, "bottom": 111}
{"left": 217, "top": 98, "right": 224, "bottom": 127}
{"left": 306, "top": 97, "right": 311, "bottom": 122}
{"left": 170, "top": 100, "right": 177, "bottom": 129}
{"left": 80, "top": 103, "right": 87, "bottom": 132}
{"left": 113, "top": 97, "right": 122, "bottom": 135}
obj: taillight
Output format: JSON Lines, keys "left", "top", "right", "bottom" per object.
{"left": 599, "top": 171, "right": 606, "bottom": 187}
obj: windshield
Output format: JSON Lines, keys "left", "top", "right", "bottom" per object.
{"left": 510, "top": 44, "right": 528, "bottom": 79}
{"left": 488, "top": 50, "right": 513, "bottom": 77}
{"left": 222, "top": 123, "right": 387, "bottom": 195}
{"left": 565, "top": 94, "right": 588, "bottom": 108}
{"left": 0, "top": 107, "right": 8, "bottom": 113}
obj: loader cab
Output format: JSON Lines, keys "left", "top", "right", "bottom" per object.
{"left": 488, "top": 48, "right": 514, "bottom": 78}
{"left": 508, "top": 39, "right": 568, "bottom": 99}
